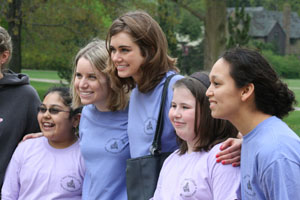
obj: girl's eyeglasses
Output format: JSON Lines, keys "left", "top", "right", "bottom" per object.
{"left": 37, "top": 106, "right": 70, "bottom": 115}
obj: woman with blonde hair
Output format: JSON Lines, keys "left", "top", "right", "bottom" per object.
{"left": 71, "top": 38, "right": 130, "bottom": 199}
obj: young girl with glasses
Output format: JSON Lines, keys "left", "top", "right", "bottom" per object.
{"left": 1, "top": 87, "right": 84, "bottom": 199}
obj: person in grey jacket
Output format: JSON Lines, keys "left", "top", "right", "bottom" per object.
{"left": 0, "top": 25, "right": 40, "bottom": 192}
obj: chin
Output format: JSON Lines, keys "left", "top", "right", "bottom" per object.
{"left": 211, "top": 111, "right": 221, "bottom": 119}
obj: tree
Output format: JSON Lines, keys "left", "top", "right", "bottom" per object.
{"left": 4, "top": 0, "right": 22, "bottom": 73}
{"left": 156, "top": 0, "right": 179, "bottom": 57}
{"left": 171, "top": 0, "right": 227, "bottom": 70}
{"left": 227, "top": 0, "right": 251, "bottom": 49}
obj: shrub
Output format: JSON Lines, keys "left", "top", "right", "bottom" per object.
{"left": 262, "top": 50, "right": 300, "bottom": 78}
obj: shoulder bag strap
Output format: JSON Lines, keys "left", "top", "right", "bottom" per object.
{"left": 150, "top": 73, "right": 177, "bottom": 155}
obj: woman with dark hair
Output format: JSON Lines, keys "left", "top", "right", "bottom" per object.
{"left": 2, "top": 87, "right": 84, "bottom": 199}
{"left": 152, "top": 72, "right": 241, "bottom": 199}
{"left": 206, "top": 47, "right": 300, "bottom": 199}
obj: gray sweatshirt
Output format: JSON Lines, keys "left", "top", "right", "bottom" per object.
{"left": 0, "top": 70, "right": 41, "bottom": 191}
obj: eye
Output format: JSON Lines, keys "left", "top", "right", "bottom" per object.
{"left": 49, "top": 108, "right": 61, "bottom": 114}
{"left": 88, "top": 75, "right": 97, "bottom": 80}
{"left": 171, "top": 103, "right": 176, "bottom": 108}
{"left": 213, "top": 81, "right": 220, "bottom": 86}
{"left": 182, "top": 105, "right": 189, "bottom": 109}
{"left": 121, "top": 48, "right": 130, "bottom": 53}
{"left": 38, "top": 106, "right": 47, "bottom": 113}
{"left": 75, "top": 73, "right": 82, "bottom": 79}
{"left": 109, "top": 46, "right": 116, "bottom": 53}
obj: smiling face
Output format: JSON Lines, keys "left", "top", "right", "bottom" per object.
{"left": 206, "top": 58, "right": 244, "bottom": 121}
{"left": 38, "top": 92, "right": 77, "bottom": 147}
{"left": 74, "top": 57, "right": 109, "bottom": 111}
{"left": 109, "top": 31, "right": 145, "bottom": 82}
{"left": 169, "top": 86, "right": 197, "bottom": 151}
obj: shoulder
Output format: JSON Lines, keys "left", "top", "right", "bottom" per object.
{"left": 16, "top": 137, "right": 45, "bottom": 153}
{"left": 17, "top": 84, "right": 40, "bottom": 101}
{"left": 162, "top": 150, "right": 181, "bottom": 166}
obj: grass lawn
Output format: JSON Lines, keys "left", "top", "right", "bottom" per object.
{"left": 22, "top": 69, "right": 61, "bottom": 80}
{"left": 30, "top": 81, "right": 66, "bottom": 100}
{"left": 283, "top": 111, "right": 300, "bottom": 137}
{"left": 282, "top": 79, "right": 300, "bottom": 136}
{"left": 283, "top": 79, "right": 300, "bottom": 105}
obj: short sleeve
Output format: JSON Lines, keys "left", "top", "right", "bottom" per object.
{"left": 208, "top": 144, "right": 241, "bottom": 200}
{"left": 261, "top": 158, "right": 300, "bottom": 199}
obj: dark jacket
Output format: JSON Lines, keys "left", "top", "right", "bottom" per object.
{"left": 0, "top": 70, "right": 41, "bottom": 190}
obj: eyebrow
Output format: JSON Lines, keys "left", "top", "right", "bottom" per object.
{"left": 41, "top": 104, "right": 64, "bottom": 108}
{"left": 110, "top": 45, "right": 131, "bottom": 48}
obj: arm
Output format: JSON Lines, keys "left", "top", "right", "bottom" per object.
{"left": 209, "top": 147, "right": 241, "bottom": 200}
{"left": 216, "top": 137, "right": 242, "bottom": 167}
{"left": 24, "top": 86, "right": 41, "bottom": 135}
{"left": 261, "top": 158, "right": 300, "bottom": 199}
{"left": 1, "top": 146, "right": 22, "bottom": 200}
{"left": 21, "top": 132, "right": 43, "bottom": 142}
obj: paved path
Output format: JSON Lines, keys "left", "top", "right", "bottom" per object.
{"left": 30, "top": 78, "right": 68, "bottom": 84}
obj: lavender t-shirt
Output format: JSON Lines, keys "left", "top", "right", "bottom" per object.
{"left": 2, "top": 137, "right": 85, "bottom": 200}
{"left": 152, "top": 143, "right": 241, "bottom": 200}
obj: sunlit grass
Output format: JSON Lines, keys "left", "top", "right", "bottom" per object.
{"left": 30, "top": 81, "right": 66, "bottom": 100}
{"left": 22, "top": 69, "right": 61, "bottom": 80}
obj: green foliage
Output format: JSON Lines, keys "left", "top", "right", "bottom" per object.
{"left": 262, "top": 50, "right": 300, "bottom": 79}
{"left": 177, "top": 9, "right": 203, "bottom": 41}
{"left": 283, "top": 79, "right": 300, "bottom": 106}
{"left": 283, "top": 111, "right": 300, "bottom": 136}
{"left": 156, "top": 0, "right": 179, "bottom": 57}
{"left": 177, "top": 41, "right": 204, "bottom": 75}
{"left": 18, "top": 0, "right": 114, "bottom": 81}
{"left": 227, "top": 0, "right": 251, "bottom": 48}
{"left": 30, "top": 81, "right": 64, "bottom": 100}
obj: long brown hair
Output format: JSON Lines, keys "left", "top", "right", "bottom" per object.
{"left": 106, "top": 10, "right": 178, "bottom": 93}
{"left": 173, "top": 73, "right": 238, "bottom": 154}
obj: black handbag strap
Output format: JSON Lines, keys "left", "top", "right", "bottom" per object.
{"left": 150, "top": 73, "right": 177, "bottom": 155}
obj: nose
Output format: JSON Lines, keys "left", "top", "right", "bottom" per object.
{"left": 40, "top": 109, "right": 51, "bottom": 118}
{"left": 206, "top": 84, "right": 213, "bottom": 97}
{"left": 111, "top": 51, "right": 122, "bottom": 63}
{"left": 79, "top": 77, "right": 88, "bottom": 89}
{"left": 173, "top": 108, "right": 182, "bottom": 118}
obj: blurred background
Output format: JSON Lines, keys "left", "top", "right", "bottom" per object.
{"left": 0, "top": 0, "right": 299, "bottom": 134}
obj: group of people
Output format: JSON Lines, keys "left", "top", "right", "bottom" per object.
{"left": 0, "top": 9, "right": 299, "bottom": 200}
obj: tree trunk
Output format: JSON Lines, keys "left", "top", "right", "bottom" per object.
{"left": 7, "top": 0, "right": 22, "bottom": 73}
{"left": 204, "top": 0, "right": 227, "bottom": 70}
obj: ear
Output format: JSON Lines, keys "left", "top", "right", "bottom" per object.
{"left": 72, "top": 113, "right": 81, "bottom": 128}
{"left": 0, "top": 50, "right": 10, "bottom": 65}
{"left": 241, "top": 83, "right": 254, "bottom": 102}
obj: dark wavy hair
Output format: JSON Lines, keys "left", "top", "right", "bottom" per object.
{"left": 44, "top": 86, "right": 82, "bottom": 119}
{"left": 173, "top": 72, "right": 238, "bottom": 154}
{"left": 222, "top": 47, "right": 296, "bottom": 118}
{"left": 106, "top": 10, "right": 179, "bottom": 93}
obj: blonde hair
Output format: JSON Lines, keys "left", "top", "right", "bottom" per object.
{"left": 70, "top": 38, "right": 129, "bottom": 111}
